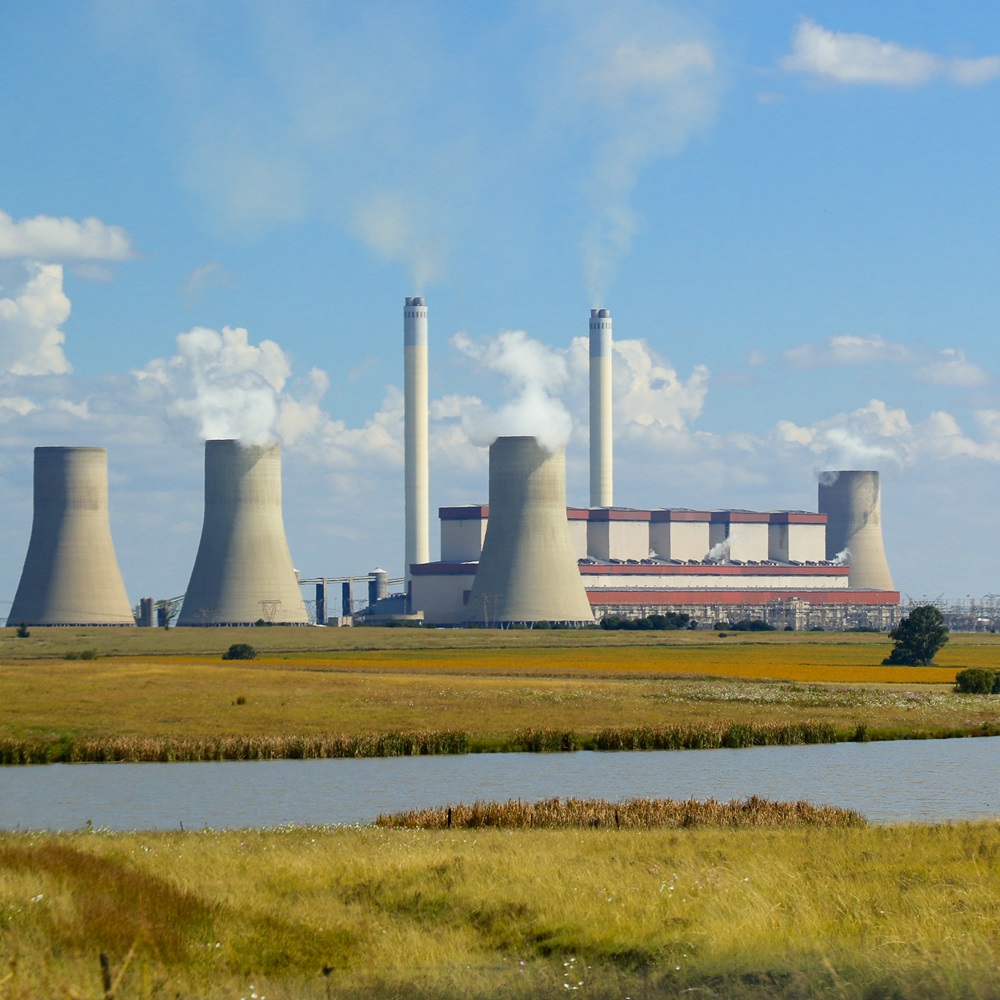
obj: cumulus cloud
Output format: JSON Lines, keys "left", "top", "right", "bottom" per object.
{"left": 774, "top": 398, "right": 1000, "bottom": 469}
{"left": 0, "top": 210, "right": 135, "bottom": 261}
{"left": 564, "top": 335, "right": 708, "bottom": 439}
{"left": 781, "top": 18, "right": 1000, "bottom": 87}
{"left": 0, "top": 263, "right": 73, "bottom": 376}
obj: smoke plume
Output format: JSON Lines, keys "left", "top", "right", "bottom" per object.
{"left": 453, "top": 330, "right": 573, "bottom": 454}
{"left": 135, "top": 326, "right": 310, "bottom": 446}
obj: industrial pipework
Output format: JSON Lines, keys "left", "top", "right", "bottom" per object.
{"left": 178, "top": 440, "right": 308, "bottom": 625}
{"left": 9, "top": 446, "right": 135, "bottom": 625}
{"left": 589, "top": 307, "right": 613, "bottom": 508}
{"left": 465, "top": 436, "right": 594, "bottom": 626}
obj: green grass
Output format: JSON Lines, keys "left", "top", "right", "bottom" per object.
{"left": 1, "top": 820, "right": 997, "bottom": 998}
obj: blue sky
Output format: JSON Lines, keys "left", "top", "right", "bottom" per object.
{"left": 2, "top": 0, "right": 999, "bottom": 616}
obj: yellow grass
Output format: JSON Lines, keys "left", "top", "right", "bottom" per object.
{"left": 0, "top": 821, "right": 997, "bottom": 998}
{"left": 2, "top": 629, "right": 998, "bottom": 752}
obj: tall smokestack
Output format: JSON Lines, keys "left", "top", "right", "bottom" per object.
{"left": 404, "top": 296, "right": 430, "bottom": 586}
{"left": 465, "top": 436, "right": 594, "bottom": 625}
{"left": 177, "top": 440, "right": 308, "bottom": 625}
{"left": 589, "top": 307, "right": 613, "bottom": 508}
{"left": 9, "top": 447, "right": 134, "bottom": 625}
{"left": 818, "top": 470, "right": 894, "bottom": 590}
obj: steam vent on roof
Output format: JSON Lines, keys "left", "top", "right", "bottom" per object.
{"left": 177, "top": 439, "right": 308, "bottom": 626}
{"left": 9, "top": 447, "right": 135, "bottom": 626}
{"left": 465, "top": 436, "right": 594, "bottom": 625}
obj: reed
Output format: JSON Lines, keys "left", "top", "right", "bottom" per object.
{"left": 375, "top": 795, "right": 868, "bottom": 829}
{"left": 4, "top": 717, "right": 998, "bottom": 764}
{"left": 0, "top": 730, "right": 471, "bottom": 764}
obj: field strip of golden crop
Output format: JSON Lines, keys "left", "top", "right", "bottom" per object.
{"left": 260, "top": 644, "right": 967, "bottom": 683}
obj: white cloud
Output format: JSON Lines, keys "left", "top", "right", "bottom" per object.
{"left": 0, "top": 210, "right": 135, "bottom": 261}
{"left": 0, "top": 263, "right": 73, "bottom": 376}
{"left": 784, "top": 334, "right": 913, "bottom": 368}
{"left": 773, "top": 398, "right": 1000, "bottom": 468}
{"left": 781, "top": 18, "right": 1000, "bottom": 87}
{"left": 912, "top": 349, "right": 991, "bottom": 387}
{"left": 183, "top": 262, "right": 235, "bottom": 304}
{"left": 784, "top": 335, "right": 992, "bottom": 388}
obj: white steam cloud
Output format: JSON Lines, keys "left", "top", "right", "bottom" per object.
{"left": 453, "top": 330, "right": 573, "bottom": 454}
{"left": 134, "top": 326, "right": 324, "bottom": 447}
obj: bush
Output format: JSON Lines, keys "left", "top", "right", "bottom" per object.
{"left": 64, "top": 650, "right": 98, "bottom": 661}
{"left": 222, "top": 643, "right": 257, "bottom": 661}
{"left": 728, "top": 619, "right": 777, "bottom": 632}
{"left": 15, "top": 622, "right": 29, "bottom": 638}
{"left": 955, "top": 668, "right": 999, "bottom": 694}
{"left": 599, "top": 612, "right": 692, "bottom": 631}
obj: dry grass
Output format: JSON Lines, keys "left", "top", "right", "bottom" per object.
{"left": 0, "top": 820, "right": 997, "bottom": 998}
{"left": 376, "top": 795, "right": 867, "bottom": 829}
{"left": 2, "top": 628, "right": 998, "bottom": 756}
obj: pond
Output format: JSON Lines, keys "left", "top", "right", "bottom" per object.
{"left": 0, "top": 737, "right": 995, "bottom": 831}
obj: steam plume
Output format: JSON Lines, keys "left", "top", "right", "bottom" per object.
{"left": 453, "top": 330, "right": 573, "bottom": 454}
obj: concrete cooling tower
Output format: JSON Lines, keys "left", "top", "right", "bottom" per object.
{"left": 178, "top": 440, "right": 308, "bottom": 626}
{"left": 465, "top": 436, "right": 594, "bottom": 625}
{"left": 9, "top": 447, "right": 134, "bottom": 626}
{"left": 818, "top": 470, "right": 894, "bottom": 590}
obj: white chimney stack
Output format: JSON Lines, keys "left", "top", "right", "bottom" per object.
{"left": 404, "top": 296, "right": 430, "bottom": 587}
{"left": 589, "top": 307, "right": 613, "bottom": 508}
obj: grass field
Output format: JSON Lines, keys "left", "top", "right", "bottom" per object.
{"left": 1, "top": 819, "right": 997, "bottom": 998}
{"left": 1, "top": 627, "right": 998, "bottom": 759}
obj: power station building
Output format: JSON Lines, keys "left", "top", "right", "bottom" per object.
{"left": 403, "top": 301, "right": 900, "bottom": 629}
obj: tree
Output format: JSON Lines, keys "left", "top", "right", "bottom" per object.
{"left": 882, "top": 605, "right": 949, "bottom": 666}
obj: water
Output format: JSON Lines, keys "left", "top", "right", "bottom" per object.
{"left": 0, "top": 738, "right": 995, "bottom": 831}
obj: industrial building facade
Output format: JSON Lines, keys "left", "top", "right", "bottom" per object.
{"left": 411, "top": 502, "right": 900, "bottom": 628}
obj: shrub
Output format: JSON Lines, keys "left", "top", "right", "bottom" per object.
{"left": 728, "top": 619, "right": 777, "bottom": 632}
{"left": 955, "top": 668, "right": 999, "bottom": 694}
{"left": 222, "top": 643, "right": 257, "bottom": 661}
{"left": 15, "top": 622, "right": 29, "bottom": 638}
{"left": 64, "top": 650, "right": 98, "bottom": 661}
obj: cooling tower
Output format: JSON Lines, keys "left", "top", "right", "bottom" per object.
{"left": 465, "top": 437, "right": 594, "bottom": 625}
{"left": 9, "top": 447, "right": 135, "bottom": 626}
{"left": 589, "top": 308, "right": 613, "bottom": 507}
{"left": 818, "top": 470, "right": 894, "bottom": 590}
{"left": 404, "top": 296, "right": 430, "bottom": 585}
{"left": 177, "top": 440, "right": 308, "bottom": 626}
